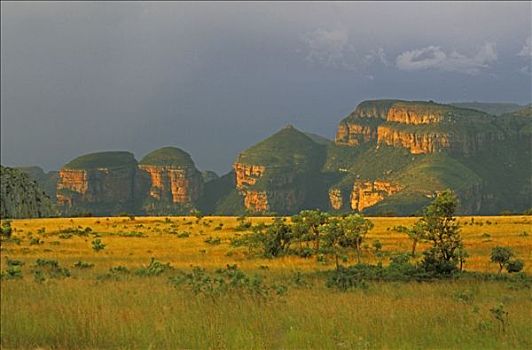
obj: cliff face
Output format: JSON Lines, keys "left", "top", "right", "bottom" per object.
{"left": 57, "top": 164, "right": 137, "bottom": 211}
{"left": 335, "top": 100, "right": 505, "bottom": 156}
{"left": 139, "top": 165, "right": 202, "bottom": 204}
{"left": 1, "top": 166, "right": 56, "bottom": 219}
{"left": 376, "top": 125, "right": 450, "bottom": 154}
{"left": 351, "top": 180, "right": 402, "bottom": 211}
{"left": 138, "top": 147, "right": 203, "bottom": 214}
{"left": 233, "top": 125, "right": 326, "bottom": 214}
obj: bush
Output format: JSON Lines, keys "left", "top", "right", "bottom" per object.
{"left": 169, "top": 264, "right": 286, "bottom": 300}
{"left": 73, "top": 260, "right": 94, "bottom": 269}
{"left": 204, "top": 236, "right": 221, "bottom": 245}
{"left": 135, "top": 258, "right": 173, "bottom": 277}
{"left": 1, "top": 220, "right": 13, "bottom": 238}
{"left": 506, "top": 259, "right": 524, "bottom": 273}
{"left": 91, "top": 239, "right": 106, "bottom": 252}
{"left": 32, "top": 259, "right": 71, "bottom": 280}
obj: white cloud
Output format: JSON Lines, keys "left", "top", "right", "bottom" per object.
{"left": 396, "top": 42, "right": 497, "bottom": 74}
{"left": 303, "top": 28, "right": 388, "bottom": 72}
{"left": 518, "top": 37, "right": 532, "bottom": 57}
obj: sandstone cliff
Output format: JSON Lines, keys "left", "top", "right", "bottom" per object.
{"left": 233, "top": 125, "right": 326, "bottom": 214}
{"left": 350, "top": 180, "right": 403, "bottom": 211}
{"left": 138, "top": 147, "right": 203, "bottom": 214}
{"left": 56, "top": 152, "right": 138, "bottom": 215}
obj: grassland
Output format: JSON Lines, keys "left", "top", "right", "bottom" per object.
{"left": 1, "top": 216, "right": 531, "bottom": 349}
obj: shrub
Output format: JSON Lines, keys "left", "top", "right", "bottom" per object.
{"left": 506, "top": 259, "right": 524, "bottom": 273}
{"left": 32, "top": 259, "right": 71, "bottom": 280}
{"left": 135, "top": 258, "right": 173, "bottom": 277}
{"left": 1, "top": 220, "right": 13, "bottom": 238}
{"left": 204, "top": 236, "right": 221, "bottom": 245}
{"left": 169, "top": 264, "right": 286, "bottom": 300}
{"left": 73, "top": 261, "right": 94, "bottom": 269}
{"left": 91, "top": 239, "right": 106, "bottom": 252}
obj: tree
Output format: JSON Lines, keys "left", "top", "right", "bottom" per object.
{"left": 320, "top": 218, "right": 343, "bottom": 270}
{"left": 394, "top": 221, "right": 425, "bottom": 257}
{"left": 190, "top": 209, "right": 203, "bottom": 221}
{"left": 490, "top": 246, "right": 514, "bottom": 273}
{"left": 419, "top": 190, "right": 463, "bottom": 274}
{"left": 341, "top": 214, "right": 374, "bottom": 264}
{"left": 263, "top": 218, "right": 292, "bottom": 257}
{"left": 291, "top": 210, "right": 329, "bottom": 251}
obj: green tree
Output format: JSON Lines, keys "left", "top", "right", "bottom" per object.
{"left": 490, "top": 246, "right": 513, "bottom": 273}
{"left": 341, "top": 214, "right": 374, "bottom": 264}
{"left": 291, "top": 210, "right": 329, "bottom": 251}
{"left": 419, "top": 190, "right": 463, "bottom": 274}
{"left": 394, "top": 221, "right": 425, "bottom": 257}
{"left": 320, "top": 217, "right": 344, "bottom": 271}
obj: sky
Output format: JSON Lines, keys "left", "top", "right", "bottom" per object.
{"left": 1, "top": 1, "right": 531, "bottom": 174}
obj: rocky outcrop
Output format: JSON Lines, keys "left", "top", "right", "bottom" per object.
{"left": 234, "top": 164, "right": 266, "bottom": 189}
{"left": 351, "top": 180, "right": 402, "bottom": 211}
{"left": 242, "top": 190, "right": 269, "bottom": 212}
{"left": 328, "top": 188, "right": 344, "bottom": 210}
{"left": 336, "top": 123, "right": 377, "bottom": 146}
{"left": 138, "top": 147, "right": 203, "bottom": 214}
{"left": 1, "top": 166, "right": 56, "bottom": 218}
{"left": 139, "top": 165, "right": 202, "bottom": 204}
{"left": 56, "top": 152, "right": 138, "bottom": 214}
{"left": 376, "top": 125, "right": 451, "bottom": 154}
{"left": 233, "top": 125, "right": 326, "bottom": 214}
{"left": 336, "top": 100, "right": 508, "bottom": 157}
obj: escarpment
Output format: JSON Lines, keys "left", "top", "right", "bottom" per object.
{"left": 336, "top": 100, "right": 507, "bottom": 156}
{"left": 43, "top": 98, "right": 530, "bottom": 216}
{"left": 233, "top": 125, "right": 326, "bottom": 214}
{"left": 138, "top": 147, "right": 203, "bottom": 214}
{"left": 350, "top": 180, "right": 403, "bottom": 212}
{"left": 56, "top": 152, "right": 138, "bottom": 214}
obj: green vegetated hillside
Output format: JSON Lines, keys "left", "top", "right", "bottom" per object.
{"left": 450, "top": 102, "right": 525, "bottom": 116}
{"left": 0, "top": 166, "right": 57, "bottom": 219}
{"left": 11, "top": 99, "right": 532, "bottom": 217}
{"left": 139, "top": 147, "right": 195, "bottom": 167}
{"left": 16, "top": 166, "right": 58, "bottom": 200}
{"left": 64, "top": 151, "right": 137, "bottom": 170}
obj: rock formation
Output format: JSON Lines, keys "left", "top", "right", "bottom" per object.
{"left": 138, "top": 147, "right": 203, "bottom": 214}
{"left": 233, "top": 125, "right": 326, "bottom": 214}
{"left": 56, "top": 151, "right": 138, "bottom": 215}
{"left": 1, "top": 166, "right": 56, "bottom": 219}
{"left": 350, "top": 181, "right": 403, "bottom": 211}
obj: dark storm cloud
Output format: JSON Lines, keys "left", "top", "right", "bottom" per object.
{"left": 1, "top": 2, "right": 530, "bottom": 173}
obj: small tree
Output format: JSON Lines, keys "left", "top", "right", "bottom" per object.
{"left": 341, "top": 214, "right": 374, "bottom": 264}
{"left": 419, "top": 190, "right": 463, "bottom": 274}
{"left": 490, "top": 246, "right": 513, "bottom": 273}
{"left": 394, "top": 221, "right": 425, "bottom": 257}
{"left": 320, "top": 218, "right": 344, "bottom": 271}
{"left": 291, "top": 210, "right": 329, "bottom": 251}
{"left": 190, "top": 209, "right": 203, "bottom": 221}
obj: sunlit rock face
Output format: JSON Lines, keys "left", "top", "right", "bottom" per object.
{"left": 233, "top": 125, "right": 326, "bottom": 214}
{"left": 350, "top": 180, "right": 402, "bottom": 211}
{"left": 56, "top": 152, "right": 138, "bottom": 214}
{"left": 336, "top": 99, "right": 508, "bottom": 156}
{"left": 138, "top": 147, "right": 203, "bottom": 214}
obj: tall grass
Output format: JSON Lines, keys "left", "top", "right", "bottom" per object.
{"left": 1, "top": 216, "right": 531, "bottom": 349}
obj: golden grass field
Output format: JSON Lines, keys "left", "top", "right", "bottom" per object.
{"left": 1, "top": 215, "right": 531, "bottom": 349}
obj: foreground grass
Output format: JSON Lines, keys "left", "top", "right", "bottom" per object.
{"left": 1, "top": 216, "right": 531, "bottom": 349}
{"left": 2, "top": 277, "right": 531, "bottom": 349}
